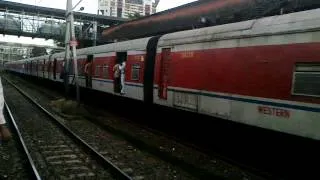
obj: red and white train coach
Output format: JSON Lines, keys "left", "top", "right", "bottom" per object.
{"left": 5, "top": 8, "right": 320, "bottom": 141}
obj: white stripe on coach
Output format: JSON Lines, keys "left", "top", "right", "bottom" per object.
{"left": 127, "top": 50, "right": 146, "bottom": 55}
{"left": 167, "top": 86, "right": 320, "bottom": 109}
{"left": 94, "top": 52, "right": 116, "bottom": 58}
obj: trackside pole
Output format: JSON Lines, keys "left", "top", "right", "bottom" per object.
{"left": 65, "top": 0, "right": 80, "bottom": 105}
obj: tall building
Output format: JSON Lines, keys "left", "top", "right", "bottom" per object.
{"left": 98, "top": 0, "right": 159, "bottom": 18}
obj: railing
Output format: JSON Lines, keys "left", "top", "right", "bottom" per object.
{"left": 0, "top": 10, "right": 99, "bottom": 41}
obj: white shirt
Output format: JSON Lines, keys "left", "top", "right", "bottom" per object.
{"left": 119, "top": 62, "right": 126, "bottom": 74}
{"left": 0, "top": 77, "right": 5, "bottom": 125}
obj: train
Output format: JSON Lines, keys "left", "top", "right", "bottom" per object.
{"left": 5, "top": 8, "right": 320, "bottom": 141}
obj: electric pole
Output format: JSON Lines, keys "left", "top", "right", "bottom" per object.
{"left": 65, "top": 0, "right": 80, "bottom": 105}
{"left": 64, "top": 0, "right": 71, "bottom": 98}
{"left": 93, "top": 21, "right": 97, "bottom": 46}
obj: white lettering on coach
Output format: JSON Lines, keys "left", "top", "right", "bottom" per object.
{"left": 258, "top": 106, "right": 291, "bottom": 118}
{"left": 174, "top": 92, "right": 198, "bottom": 110}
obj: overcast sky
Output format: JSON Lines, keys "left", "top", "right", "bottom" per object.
{"left": 0, "top": 0, "right": 197, "bottom": 46}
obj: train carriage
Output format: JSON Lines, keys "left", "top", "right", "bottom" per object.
{"left": 153, "top": 9, "right": 320, "bottom": 140}
{"left": 59, "top": 37, "right": 152, "bottom": 101}
{"left": 5, "top": 8, "right": 320, "bottom": 141}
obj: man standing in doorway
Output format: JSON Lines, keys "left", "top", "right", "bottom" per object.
{"left": 119, "top": 61, "right": 126, "bottom": 95}
{"left": 84, "top": 55, "right": 93, "bottom": 88}
{"left": 0, "top": 77, "right": 11, "bottom": 141}
{"left": 113, "top": 63, "right": 120, "bottom": 93}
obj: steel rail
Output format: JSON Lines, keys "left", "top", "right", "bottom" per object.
{"left": 3, "top": 77, "right": 132, "bottom": 180}
{"left": 4, "top": 101, "right": 42, "bottom": 180}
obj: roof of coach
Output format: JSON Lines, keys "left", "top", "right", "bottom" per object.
{"left": 158, "top": 8, "right": 320, "bottom": 47}
{"left": 15, "top": 60, "right": 25, "bottom": 64}
{"left": 6, "top": 58, "right": 29, "bottom": 65}
{"left": 5, "top": 37, "right": 152, "bottom": 65}
{"left": 6, "top": 56, "right": 31, "bottom": 63}
{"left": 50, "top": 52, "right": 65, "bottom": 59}
{"left": 20, "top": 55, "right": 50, "bottom": 62}
{"left": 6, "top": 60, "right": 23, "bottom": 65}
{"left": 77, "top": 37, "right": 151, "bottom": 56}
{"left": 51, "top": 37, "right": 151, "bottom": 61}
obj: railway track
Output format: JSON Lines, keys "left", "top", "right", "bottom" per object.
{"left": 2, "top": 77, "right": 200, "bottom": 179}
{"left": 4, "top": 101, "right": 41, "bottom": 180}
{"left": 2, "top": 74, "right": 272, "bottom": 180}
{"left": 3, "top": 78, "right": 132, "bottom": 179}
{"left": 0, "top": 103, "right": 39, "bottom": 179}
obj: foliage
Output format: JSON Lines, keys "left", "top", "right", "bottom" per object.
{"left": 30, "top": 46, "right": 48, "bottom": 57}
{"left": 128, "top": 12, "right": 143, "bottom": 20}
{"left": 54, "top": 39, "right": 65, "bottom": 47}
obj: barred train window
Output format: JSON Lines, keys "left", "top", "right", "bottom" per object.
{"left": 131, "top": 64, "right": 140, "bottom": 80}
{"left": 95, "top": 65, "right": 101, "bottom": 77}
{"left": 292, "top": 63, "right": 320, "bottom": 97}
{"left": 103, "top": 65, "right": 109, "bottom": 78}
{"left": 69, "top": 61, "right": 74, "bottom": 74}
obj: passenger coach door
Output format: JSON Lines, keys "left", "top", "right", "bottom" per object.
{"left": 114, "top": 52, "right": 127, "bottom": 93}
{"left": 53, "top": 58, "right": 57, "bottom": 80}
{"left": 43, "top": 59, "right": 45, "bottom": 78}
{"left": 158, "top": 48, "right": 171, "bottom": 100}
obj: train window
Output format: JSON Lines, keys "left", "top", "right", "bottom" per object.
{"left": 69, "top": 60, "right": 74, "bottom": 74}
{"left": 95, "top": 65, "right": 101, "bottom": 77}
{"left": 53, "top": 58, "right": 57, "bottom": 79}
{"left": 131, "top": 64, "right": 140, "bottom": 81}
{"left": 292, "top": 63, "right": 320, "bottom": 97}
{"left": 103, "top": 65, "right": 109, "bottom": 78}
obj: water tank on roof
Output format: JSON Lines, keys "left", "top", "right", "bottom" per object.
{"left": 0, "top": 14, "right": 22, "bottom": 32}
{"left": 38, "top": 20, "right": 63, "bottom": 36}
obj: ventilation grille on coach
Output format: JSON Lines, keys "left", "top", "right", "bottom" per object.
{"left": 292, "top": 63, "right": 320, "bottom": 97}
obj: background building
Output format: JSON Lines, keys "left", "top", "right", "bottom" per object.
{"left": 98, "top": 0, "right": 160, "bottom": 18}
{"left": 0, "top": 41, "right": 63, "bottom": 67}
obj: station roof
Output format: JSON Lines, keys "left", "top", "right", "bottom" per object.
{"left": 101, "top": 0, "right": 320, "bottom": 41}
{"left": 101, "top": 0, "right": 252, "bottom": 40}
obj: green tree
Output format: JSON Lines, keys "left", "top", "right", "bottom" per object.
{"left": 54, "top": 39, "right": 65, "bottom": 47}
{"left": 31, "top": 47, "right": 48, "bottom": 57}
{"left": 128, "top": 12, "right": 143, "bottom": 20}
